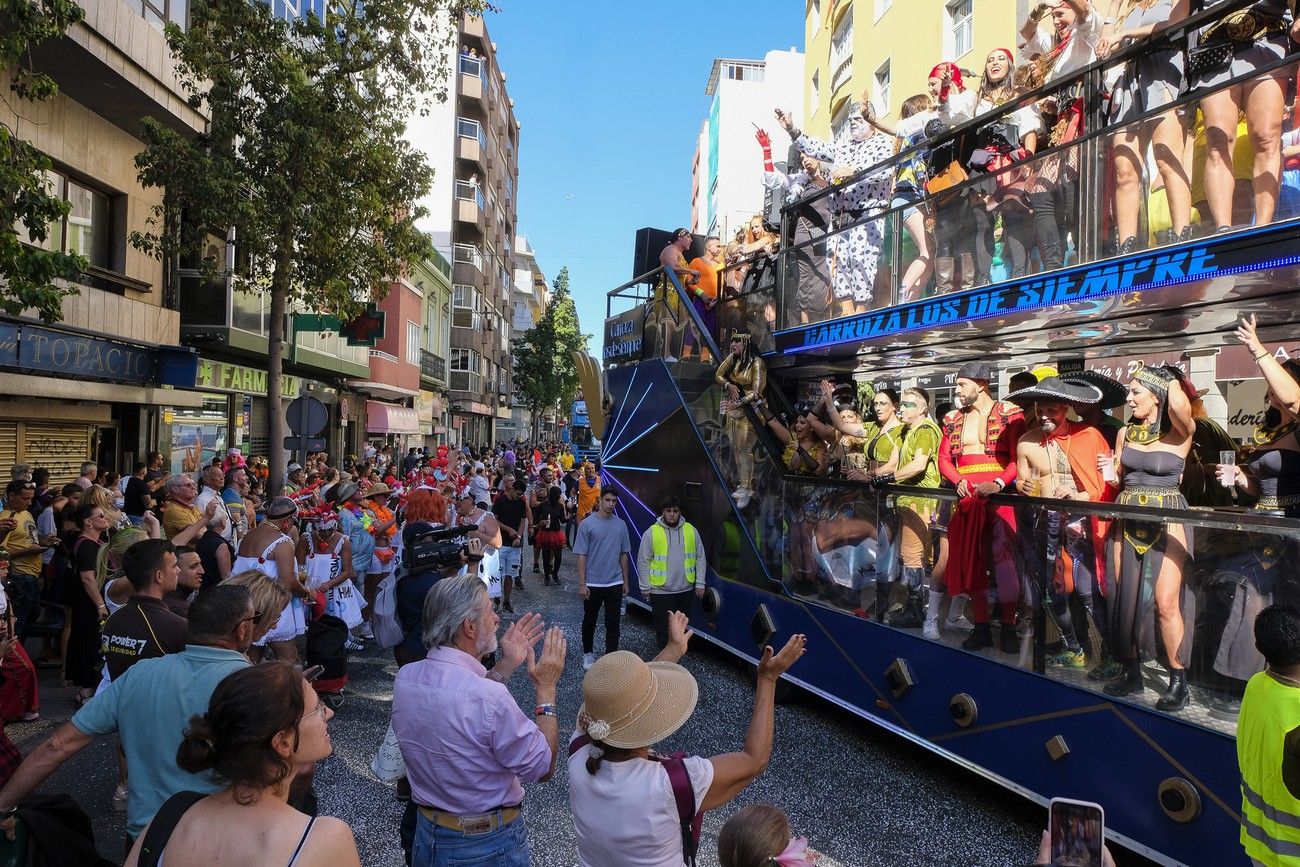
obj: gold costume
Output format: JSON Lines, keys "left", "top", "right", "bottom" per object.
{"left": 716, "top": 348, "right": 767, "bottom": 492}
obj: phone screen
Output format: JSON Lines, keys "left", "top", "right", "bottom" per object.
{"left": 1049, "top": 798, "right": 1104, "bottom": 867}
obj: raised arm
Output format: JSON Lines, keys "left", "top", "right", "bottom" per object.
{"left": 1238, "top": 314, "right": 1300, "bottom": 415}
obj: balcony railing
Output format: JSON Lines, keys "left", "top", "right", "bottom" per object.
{"left": 420, "top": 349, "right": 446, "bottom": 383}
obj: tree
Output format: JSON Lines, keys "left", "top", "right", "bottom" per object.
{"left": 512, "top": 267, "right": 588, "bottom": 441}
{"left": 0, "top": 0, "right": 89, "bottom": 321}
{"left": 132, "top": 0, "right": 485, "bottom": 493}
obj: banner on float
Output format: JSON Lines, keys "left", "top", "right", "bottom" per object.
{"left": 603, "top": 304, "right": 647, "bottom": 364}
{"left": 775, "top": 227, "right": 1300, "bottom": 354}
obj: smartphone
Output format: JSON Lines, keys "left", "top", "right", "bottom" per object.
{"left": 749, "top": 604, "right": 776, "bottom": 649}
{"left": 1048, "top": 798, "right": 1104, "bottom": 867}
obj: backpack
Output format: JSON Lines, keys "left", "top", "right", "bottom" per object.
{"left": 371, "top": 571, "right": 403, "bottom": 649}
{"left": 568, "top": 735, "right": 702, "bottom": 866}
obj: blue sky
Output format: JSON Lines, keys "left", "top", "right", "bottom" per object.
{"left": 486, "top": 2, "right": 804, "bottom": 348}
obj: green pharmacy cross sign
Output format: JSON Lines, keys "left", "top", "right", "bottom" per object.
{"left": 293, "top": 306, "right": 386, "bottom": 348}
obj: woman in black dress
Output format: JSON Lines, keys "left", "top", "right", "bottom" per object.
{"left": 65, "top": 501, "right": 110, "bottom": 704}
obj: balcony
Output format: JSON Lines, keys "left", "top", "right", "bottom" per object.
{"left": 458, "top": 56, "right": 484, "bottom": 107}
{"left": 830, "top": 56, "right": 853, "bottom": 95}
{"left": 460, "top": 13, "right": 487, "bottom": 51}
{"left": 454, "top": 181, "right": 486, "bottom": 235}
{"left": 420, "top": 349, "right": 447, "bottom": 386}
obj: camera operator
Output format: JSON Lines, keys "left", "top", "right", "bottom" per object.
{"left": 395, "top": 524, "right": 483, "bottom": 667}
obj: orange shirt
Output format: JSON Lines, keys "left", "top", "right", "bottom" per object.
{"left": 687, "top": 256, "right": 722, "bottom": 301}
{"left": 576, "top": 474, "right": 601, "bottom": 520}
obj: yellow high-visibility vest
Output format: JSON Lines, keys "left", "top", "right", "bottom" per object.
{"left": 1239, "top": 671, "right": 1300, "bottom": 866}
{"left": 648, "top": 523, "right": 697, "bottom": 587}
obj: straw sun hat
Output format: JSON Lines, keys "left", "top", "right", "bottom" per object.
{"left": 578, "top": 651, "right": 698, "bottom": 750}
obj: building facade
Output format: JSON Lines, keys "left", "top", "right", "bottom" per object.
{"left": 1, "top": 0, "right": 211, "bottom": 484}
{"left": 802, "top": 0, "right": 1025, "bottom": 140}
{"left": 407, "top": 12, "right": 521, "bottom": 448}
{"left": 507, "top": 235, "right": 548, "bottom": 442}
{"left": 415, "top": 249, "right": 453, "bottom": 449}
{"left": 690, "top": 50, "right": 804, "bottom": 242}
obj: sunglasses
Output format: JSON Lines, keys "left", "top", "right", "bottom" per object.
{"left": 239, "top": 610, "right": 265, "bottom": 627}
{"left": 900, "top": 400, "right": 919, "bottom": 409}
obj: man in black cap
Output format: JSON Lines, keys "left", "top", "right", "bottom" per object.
{"left": 1010, "top": 376, "right": 1116, "bottom": 671}
{"left": 937, "top": 361, "right": 1026, "bottom": 653}
{"left": 653, "top": 228, "right": 699, "bottom": 363}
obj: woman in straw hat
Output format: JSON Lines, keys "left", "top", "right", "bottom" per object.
{"left": 569, "top": 612, "right": 806, "bottom": 866}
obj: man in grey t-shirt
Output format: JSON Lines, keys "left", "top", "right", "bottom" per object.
{"left": 574, "top": 489, "right": 630, "bottom": 670}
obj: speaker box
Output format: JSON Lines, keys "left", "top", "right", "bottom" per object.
{"left": 633, "top": 227, "right": 674, "bottom": 284}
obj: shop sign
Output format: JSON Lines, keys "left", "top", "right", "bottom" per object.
{"left": 415, "top": 390, "right": 437, "bottom": 425}
{"left": 1224, "top": 378, "right": 1270, "bottom": 440}
{"left": 1217, "top": 343, "right": 1300, "bottom": 380}
{"left": 196, "top": 359, "right": 300, "bottom": 399}
{"left": 0, "top": 321, "right": 160, "bottom": 383}
{"left": 603, "top": 305, "right": 646, "bottom": 363}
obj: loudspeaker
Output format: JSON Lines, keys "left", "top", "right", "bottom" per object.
{"left": 633, "top": 227, "right": 675, "bottom": 284}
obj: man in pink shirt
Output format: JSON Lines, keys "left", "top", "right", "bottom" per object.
{"left": 392, "top": 574, "right": 567, "bottom": 866}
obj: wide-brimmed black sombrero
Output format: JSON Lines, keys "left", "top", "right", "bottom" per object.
{"left": 1006, "top": 376, "right": 1104, "bottom": 407}
{"left": 1058, "top": 370, "right": 1127, "bottom": 409}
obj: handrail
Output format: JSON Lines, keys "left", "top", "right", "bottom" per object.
{"left": 783, "top": 471, "right": 1300, "bottom": 537}
{"left": 782, "top": 0, "right": 1283, "bottom": 221}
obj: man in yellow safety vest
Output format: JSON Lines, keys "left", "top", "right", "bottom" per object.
{"left": 1240, "top": 603, "right": 1300, "bottom": 867}
{"left": 635, "top": 495, "right": 707, "bottom": 649}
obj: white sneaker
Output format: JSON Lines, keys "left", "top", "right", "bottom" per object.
{"left": 734, "top": 488, "right": 752, "bottom": 509}
{"left": 944, "top": 614, "right": 975, "bottom": 632}
{"left": 583, "top": 652, "right": 596, "bottom": 671}
{"left": 359, "top": 623, "right": 375, "bottom": 640}
{"left": 663, "top": 356, "right": 678, "bottom": 363}
{"left": 922, "top": 619, "right": 940, "bottom": 640}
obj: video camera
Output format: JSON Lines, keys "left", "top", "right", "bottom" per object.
{"left": 406, "top": 524, "right": 474, "bottom": 572}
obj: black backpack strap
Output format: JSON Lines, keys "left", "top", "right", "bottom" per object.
{"left": 136, "top": 791, "right": 205, "bottom": 867}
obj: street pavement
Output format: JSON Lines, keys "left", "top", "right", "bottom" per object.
{"left": 7, "top": 550, "right": 1158, "bottom": 866}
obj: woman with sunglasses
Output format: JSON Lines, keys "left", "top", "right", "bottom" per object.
{"left": 127, "top": 662, "right": 359, "bottom": 866}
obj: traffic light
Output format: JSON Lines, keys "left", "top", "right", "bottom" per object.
{"left": 339, "top": 303, "right": 386, "bottom": 347}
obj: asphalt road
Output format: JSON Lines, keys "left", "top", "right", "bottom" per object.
{"left": 6, "top": 551, "right": 1162, "bottom": 866}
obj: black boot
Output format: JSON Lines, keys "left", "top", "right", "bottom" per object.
{"left": 1118, "top": 235, "right": 1139, "bottom": 255}
{"left": 999, "top": 624, "right": 1019, "bottom": 654}
{"left": 889, "top": 588, "right": 925, "bottom": 628}
{"left": 962, "top": 623, "right": 993, "bottom": 650}
{"left": 874, "top": 581, "right": 893, "bottom": 623}
{"left": 1104, "top": 659, "right": 1144, "bottom": 697}
{"left": 1156, "top": 668, "right": 1189, "bottom": 712}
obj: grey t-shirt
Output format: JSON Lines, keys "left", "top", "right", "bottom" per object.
{"left": 573, "top": 512, "right": 631, "bottom": 587}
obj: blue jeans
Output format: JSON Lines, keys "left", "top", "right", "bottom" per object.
{"left": 411, "top": 811, "right": 529, "bottom": 867}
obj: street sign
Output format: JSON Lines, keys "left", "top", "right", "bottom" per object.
{"left": 286, "top": 395, "right": 329, "bottom": 435}
{"left": 284, "top": 436, "right": 327, "bottom": 452}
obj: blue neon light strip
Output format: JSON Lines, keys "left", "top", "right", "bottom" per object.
{"left": 604, "top": 464, "right": 660, "bottom": 473}
{"left": 605, "top": 382, "right": 654, "bottom": 456}
{"left": 773, "top": 226, "right": 1300, "bottom": 353}
{"left": 602, "top": 364, "right": 642, "bottom": 446}
{"left": 606, "top": 472, "right": 658, "bottom": 520}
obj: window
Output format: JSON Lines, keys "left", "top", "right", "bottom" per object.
{"left": 874, "top": 59, "right": 891, "bottom": 117}
{"left": 830, "top": 100, "right": 852, "bottom": 141}
{"left": 455, "top": 117, "right": 486, "bottom": 148}
{"left": 453, "top": 244, "right": 482, "bottom": 271}
{"left": 721, "top": 62, "right": 764, "bottom": 83}
{"left": 21, "top": 169, "right": 113, "bottom": 275}
{"left": 406, "top": 321, "right": 421, "bottom": 365}
{"left": 810, "top": 70, "right": 820, "bottom": 116}
{"left": 450, "top": 348, "right": 481, "bottom": 393}
{"left": 830, "top": 7, "right": 854, "bottom": 93}
{"left": 458, "top": 54, "right": 484, "bottom": 77}
{"left": 454, "top": 180, "right": 484, "bottom": 209}
{"left": 946, "top": 0, "right": 973, "bottom": 59}
{"left": 452, "top": 283, "right": 481, "bottom": 330}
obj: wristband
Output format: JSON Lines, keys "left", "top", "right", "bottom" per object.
{"left": 535, "top": 703, "right": 557, "bottom": 717}
{"left": 1254, "top": 351, "right": 1269, "bottom": 361}
{"left": 994, "top": 478, "right": 1007, "bottom": 490}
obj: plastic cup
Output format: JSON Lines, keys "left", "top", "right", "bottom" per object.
{"left": 1100, "top": 455, "right": 1117, "bottom": 484}
{"left": 1219, "top": 450, "right": 1236, "bottom": 487}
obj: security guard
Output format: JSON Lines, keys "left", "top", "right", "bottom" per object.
{"left": 635, "top": 495, "right": 707, "bottom": 649}
{"left": 1239, "top": 604, "right": 1300, "bottom": 867}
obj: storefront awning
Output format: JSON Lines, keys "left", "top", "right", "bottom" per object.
{"left": 366, "top": 401, "right": 423, "bottom": 434}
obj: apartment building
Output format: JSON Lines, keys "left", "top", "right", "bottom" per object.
{"left": 507, "top": 235, "right": 549, "bottom": 441}
{"left": 690, "top": 50, "right": 804, "bottom": 241}
{"left": 415, "top": 250, "right": 454, "bottom": 449}
{"left": 407, "top": 12, "right": 520, "bottom": 448}
{"left": 802, "top": 0, "right": 1025, "bottom": 139}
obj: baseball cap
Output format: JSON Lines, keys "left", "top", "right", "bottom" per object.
{"left": 287, "top": 462, "right": 303, "bottom": 472}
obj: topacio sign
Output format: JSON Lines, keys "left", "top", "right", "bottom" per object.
{"left": 0, "top": 321, "right": 195, "bottom": 387}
